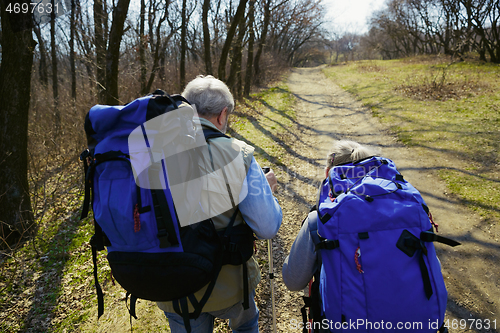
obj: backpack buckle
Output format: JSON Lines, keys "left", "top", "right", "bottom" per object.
{"left": 80, "top": 149, "right": 90, "bottom": 161}
{"left": 90, "top": 234, "right": 105, "bottom": 251}
{"left": 157, "top": 229, "right": 172, "bottom": 248}
{"left": 315, "top": 239, "right": 339, "bottom": 251}
{"left": 228, "top": 242, "right": 238, "bottom": 253}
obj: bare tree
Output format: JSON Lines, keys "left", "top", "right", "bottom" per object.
{"left": 180, "top": 0, "right": 188, "bottom": 88}
{"left": 0, "top": 2, "right": 36, "bottom": 248}
{"left": 144, "top": 0, "right": 179, "bottom": 94}
{"left": 139, "top": 0, "right": 147, "bottom": 94}
{"left": 266, "top": 0, "right": 324, "bottom": 65}
{"left": 0, "top": 0, "right": 331, "bottom": 251}
{"left": 254, "top": 0, "right": 271, "bottom": 85}
{"left": 244, "top": 0, "right": 256, "bottom": 97}
{"left": 203, "top": 0, "right": 213, "bottom": 75}
{"left": 105, "top": 0, "right": 131, "bottom": 105}
{"left": 460, "top": 0, "right": 500, "bottom": 62}
{"left": 94, "top": 0, "right": 107, "bottom": 103}
{"left": 70, "top": 0, "right": 77, "bottom": 100}
{"left": 227, "top": 6, "right": 247, "bottom": 98}
{"left": 366, "top": 0, "right": 500, "bottom": 62}
{"left": 218, "top": 0, "right": 248, "bottom": 81}
{"left": 75, "top": 0, "right": 97, "bottom": 93}
{"left": 33, "top": 23, "right": 49, "bottom": 87}
{"left": 51, "top": 0, "right": 60, "bottom": 134}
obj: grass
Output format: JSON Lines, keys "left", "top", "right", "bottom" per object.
{"left": 323, "top": 56, "right": 500, "bottom": 224}
{"left": 229, "top": 85, "right": 297, "bottom": 169}
{"left": 0, "top": 82, "right": 296, "bottom": 332}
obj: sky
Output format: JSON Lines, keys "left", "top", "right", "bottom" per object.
{"left": 322, "top": 0, "right": 388, "bottom": 34}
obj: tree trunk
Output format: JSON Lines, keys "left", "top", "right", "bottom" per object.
{"left": 180, "top": 0, "right": 187, "bottom": 88}
{"left": 253, "top": 0, "right": 270, "bottom": 86}
{"left": 159, "top": 50, "right": 166, "bottom": 83}
{"left": 217, "top": 0, "right": 248, "bottom": 81}
{"left": 244, "top": 0, "right": 255, "bottom": 97}
{"left": 145, "top": 5, "right": 171, "bottom": 94}
{"left": 236, "top": 16, "right": 246, "bottom": 98}
{"left": 105, "top": 0, "right": 131, "bottom": 105}
{"left": 70, "top": 0, "right": 77, "bottom": 100}
{"left": 478, "top": 39, "right": 487, "bottom": 61}
{"left": 94, "top": 0, "right": 107, "bottom": 103}
{"left": 493, "top": 19, "right": 500, "bottom": 63}
{"left": 33, "top": 24, "right": 48, "bottom": 87}
{"left": 227, "top": 11, "right": 246, "bottom": 98}
{"left": 0, "top": 2, "right": 36, "bottom": 248}
{"left": 139, "top": 0, "right": 147, "bottom": 95}
{"left": 212, "top": 0, "right": 223, "bottom": 54}
{"left": 202, "top": 0, "right": 213, "bottom": 75}
{"left": 51, "top": 0, "right": 60, "bottom": 135}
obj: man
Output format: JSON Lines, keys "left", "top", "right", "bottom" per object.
{"left": 157, "top": 75, "right": 282, "bottom": 333}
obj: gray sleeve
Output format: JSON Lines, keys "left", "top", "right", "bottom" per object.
{"left": 282, "top": 214, "right": 319, "bottom": 291}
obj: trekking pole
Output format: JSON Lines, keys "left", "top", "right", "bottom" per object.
{"left": 267, "top": 238, "right": 277, "bottom": 333}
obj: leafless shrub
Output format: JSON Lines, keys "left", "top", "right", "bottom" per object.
{"left": 396, "top": 66, "right": 490, "bottom": 101}
{"left": 357, "top": 63, "right": 384, "bottom": 73}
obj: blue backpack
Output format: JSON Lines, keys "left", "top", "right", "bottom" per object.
{"left": 304, "top": 156, "right": 459, "bottom": 333}
{"left": 80, "top": 90, "right": 254, "bottom": 332}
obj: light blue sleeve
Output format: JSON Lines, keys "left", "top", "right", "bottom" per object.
{"left": 238, "top": 158, "right": 282, "bottom": 239}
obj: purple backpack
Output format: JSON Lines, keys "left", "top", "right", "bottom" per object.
{"left": 312, "top": 156, "right": 459, "bottom": 332}
{"left": 79, "top": 91, "right": 254, "bottom": 332}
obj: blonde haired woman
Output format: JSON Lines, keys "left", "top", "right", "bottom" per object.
{"left": 283, "top": 140, "right": 379, "bottom": 290}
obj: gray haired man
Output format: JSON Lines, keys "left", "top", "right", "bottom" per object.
{"left": 157, "top": 76, "right": 282, "bottom": 333}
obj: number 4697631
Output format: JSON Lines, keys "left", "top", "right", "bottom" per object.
{"left": 444, "top": 319, "right": 496, "bottom": 330}
{"left": 5, "top": 2, "right": 59, "bottom": 15}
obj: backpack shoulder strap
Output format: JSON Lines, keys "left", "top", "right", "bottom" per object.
{"left": 307, "top": 209, "right": 321, "bottom": 247}
{"left": 202, "top": 127, "right": 254, "bottom": 310}
{"left": 202, "top": 128, "right": 229, "bottom": 142}
{"left": 300, "top": 207, "right": 326, "bottom": 333}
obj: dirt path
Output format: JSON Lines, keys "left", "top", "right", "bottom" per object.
{"left": 267, "top": 66, "right": 499, "bottom": 332}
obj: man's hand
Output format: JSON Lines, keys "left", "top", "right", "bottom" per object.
{"left": 264, "top": 169, "right": 278, "bottom": 193}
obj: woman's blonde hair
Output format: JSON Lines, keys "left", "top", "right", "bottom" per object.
{"left": 326, "top": 140, "right": 380, "bottom": 169}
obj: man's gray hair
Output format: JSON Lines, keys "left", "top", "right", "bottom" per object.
{"left": 182, "top": 75, "right": 234, "bottom": 117}
{"left": 326, "top": 140, "right": 380, "bottom": 168}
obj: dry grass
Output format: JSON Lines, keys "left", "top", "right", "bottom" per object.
{"left": 356, "top": 63, "right": 385, "bottom": 73}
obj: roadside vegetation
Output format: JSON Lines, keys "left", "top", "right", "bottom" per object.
{"left": 323, "top": 56, "right": 500, "bottom": 226}
{"left": 231, "top": 85, "right": 296, "bottom": 168}
{"left": 0, "top": 83, "right": 296, "bottom": 332}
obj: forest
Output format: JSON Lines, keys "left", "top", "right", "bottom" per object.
{"left": 1, "top": 0, "right": 499, "bottom": 331}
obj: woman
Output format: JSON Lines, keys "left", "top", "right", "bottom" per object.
{"left": 282, "top": 140, "right": 451, "bottom": 333}
{"left": 282, "top": 140, "right": 379, "bottom": 291}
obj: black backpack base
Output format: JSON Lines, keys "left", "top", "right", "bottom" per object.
{"left": 108, "top": 219, "right": 223, "bottom": 302}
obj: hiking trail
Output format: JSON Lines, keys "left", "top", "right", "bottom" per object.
{"left": 261, "top": 66, "right": 499, "bottom": 333}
